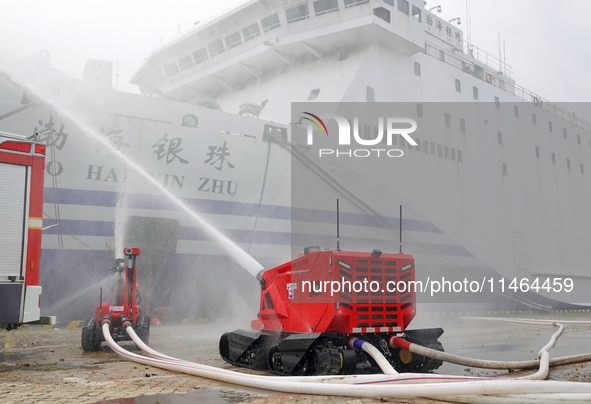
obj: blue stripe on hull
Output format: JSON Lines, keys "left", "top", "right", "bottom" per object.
{"left": 44, "top": 187, "right": 443, "bottom": 233}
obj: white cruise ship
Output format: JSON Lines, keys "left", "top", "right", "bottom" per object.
{"left": 0, "top": 0, "right": 589, "bottom": 320}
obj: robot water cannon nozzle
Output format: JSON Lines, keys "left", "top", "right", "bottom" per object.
{"left": 123, "top": 247, "right": 141, "bottom": 257}
{"left": 109, "top": 258, "right": 125, "bottom": 273}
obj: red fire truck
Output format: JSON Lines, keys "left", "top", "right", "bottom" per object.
{"left": 0, "top": 130, "right": 46, "bottom": 329}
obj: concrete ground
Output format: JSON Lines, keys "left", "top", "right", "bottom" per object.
{"left": 1, "top": 311, "right": 590, "bottom": 404}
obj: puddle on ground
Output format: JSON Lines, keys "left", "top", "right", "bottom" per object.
{"left": 95, "top": 388, "right": 266, "bottom": 404}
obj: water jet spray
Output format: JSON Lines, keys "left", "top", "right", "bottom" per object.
{"left": 0, "top": 64, "right": 264, "bottom": 278}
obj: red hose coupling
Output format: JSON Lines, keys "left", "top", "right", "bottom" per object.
{"left": 389, "top": 336, "right": 411, "bottom": 351}
{"left": 101, "top": 314, "right": 113, "bottom": 327}
{"left": 119, "top": 315, "right": 132, "bottom": 329}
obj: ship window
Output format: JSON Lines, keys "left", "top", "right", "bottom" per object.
{"left": 366, "top": 86, "right": 375, "bottom": 102}
{"left": 535, "top": 146, "right": 539, "bottom": 158}
{"left": 577, "top": 134, "right": 581, "bottom": 145}
{"left": 532, "top": 113, "right": 537, "bottom": 125}
{"left": 412, "top": 5, "right": 421, "bottom": 21}
{"left": 344, "top": 0, "right": 369, "bottom": 8}
{"left": 398, "top": 0, "right": 409, "bottom": 15}
{"left": 286, "top": 3, "right": 310, "bottom": 23}
{"left": 416, "top": 103, "right": 423, "bottom": 117}
{"left": 314, "top": 0, "right": 339, "bottom": 15}
{"left": 514, "top": 105, "right": 519, "bottom": 117}
{"left": 503, "top": 163, "right": 507, "bottom": 175}
{"left": 192, "top": 48, "right": 208, "bottom": 64}
{"left": 208, "top": 39, "right": 225, "bottom": 56}
{"left": 444, "top": 113, "right": 451, "bottom": 128}
{"left": 495, "top": 97, "right": 500, "bottom": 109}
{"left": 498, "top": 132, "right": 503, "bottom": 145}
{"left": 473, "top": 86, "right": 478, "bottom": 100}
{"left": 551, "top": 152, "right": 556, "bottom": 164}
{"left": 438, "top": 50, "right": 444, "bottom": 62}
{"left": 225, "top": 32, "right": 242, "bottom": 49}
{"left": 444, "top": 146, "right": 449, "bottom": 159}
{"left": 499, "top": 79, "right": 506, "bottom": 89}
{"left": 384, "top": 0, "right": 394, "bottom": 6}
{"left": 430, "top": 142, "right": 435, "bottom": 155}
{"left": 455, "top": 79, "right": 461, "bottom": 92}
{"left": 373, "top": 7, "right": 391, "bottom": 22}
{"left": 308, "top": 88, "right": 320, "bottom": 100}
{"left": 178, "top": 55, "right": 193, "bottom": 71}
{"left": 261, "top": 13, "right": 281, "bottom": 32}
{"left": 581, "top": 164, "right": 584, "bottom": 175}
{"left": 414, "top": 62, "right": 421, "bottom": 76}
{"left": 422, "top": 139, "right": 428, "bottom": 152}
{"left": 451, "top": 148, "right": 456, "bottom": 161}
{"left": 564, "top": 128, "right": 567, "bottom": 139}
{"left": 548, "top": 121, "right": 553, "bottom": 132}
{"left": 164, "top": 62, "right": 179, "bottom": 77}
{"left": 457, "top": 150, "right": 462, "bottom": 162}
{"left": 567, "top": 159, "right": 571, "bottom": 170}
{"left": 460, "top": 118, "right": 466, "bottom": 133}
{"left": 437, "top": 144, "right": 443, "bottom": 157}
{"left": 242, "top": 23, "right": 261, "bottom": 41}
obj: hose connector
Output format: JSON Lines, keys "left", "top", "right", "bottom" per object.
{"left": 388, "top": 336, "right": 411, "bottom": 350}
{"left": 101, "top": 314, "right": 113, "bottom": 327}
{"left": 348, "top": 337, "right": 365, "bottom": 350}
{"left": 119, "top": 315, "right": 132, "bottom": 329}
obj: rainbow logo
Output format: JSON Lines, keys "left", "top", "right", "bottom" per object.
{"left": 302, "top": 112, "right": 329, "bottom": 136}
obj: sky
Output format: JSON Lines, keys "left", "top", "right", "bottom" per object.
{"left": 1, "top": 0, "right": 590, "bottom": 105}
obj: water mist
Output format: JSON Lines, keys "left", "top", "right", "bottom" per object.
{"left": 1, "top": 64, "right": 264, "bottom": 278}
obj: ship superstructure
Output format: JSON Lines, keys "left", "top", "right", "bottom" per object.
{"left": 131, "top": 0, "right": 587, "bottom": 132}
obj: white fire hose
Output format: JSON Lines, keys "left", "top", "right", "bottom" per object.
{"left": 389, "top": 321, "right": 591, "bottom": 371}
{"left": 101, "top": 318, "right": 591, "bottom": 403}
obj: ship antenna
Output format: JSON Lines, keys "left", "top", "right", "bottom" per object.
{"left": 498, "top": 32, "right": 502, "bottom": 70}
{"left": 399, "top": 205, "right": 403, "bottom": 254}
{"left": 336, "top": 199, "right": 341, "bottom": 251}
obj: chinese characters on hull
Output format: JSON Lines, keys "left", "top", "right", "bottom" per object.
{"left": 425, "top": 13, "right": 463, "bottom": 48}
{"left": 35, "top": 114, "right": 69, "bottom": 177}
{"left": 35, "top": 115, "right": 68, "bottom": 150}
{"left": 95, "top": 127, "right": 130, "bottom": 157}
{"left": 36, "top": 117, "right": 242, "bottom": 195}
{"left": 204, "top": 141, "right": 235, "bottom": 172}
{"left": 152, "top": 133, "right": 189, "bottom": 164}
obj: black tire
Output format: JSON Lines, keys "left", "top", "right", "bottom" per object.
{"left": 312, "top": 345, "right": 341, "bottom": 376}
{"left": 81, "top": 317, "right": 101, "bottom": 352}
{"left": 134, "top": 315, "right": 150, "bottom": 345}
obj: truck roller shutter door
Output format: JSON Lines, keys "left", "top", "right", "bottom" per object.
{"left": 0, "top": 162, "right": 27, "bottom": 280}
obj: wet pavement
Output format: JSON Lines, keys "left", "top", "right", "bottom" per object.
{"left": 1, "top": 311, "right": 590, "bottom": 403}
